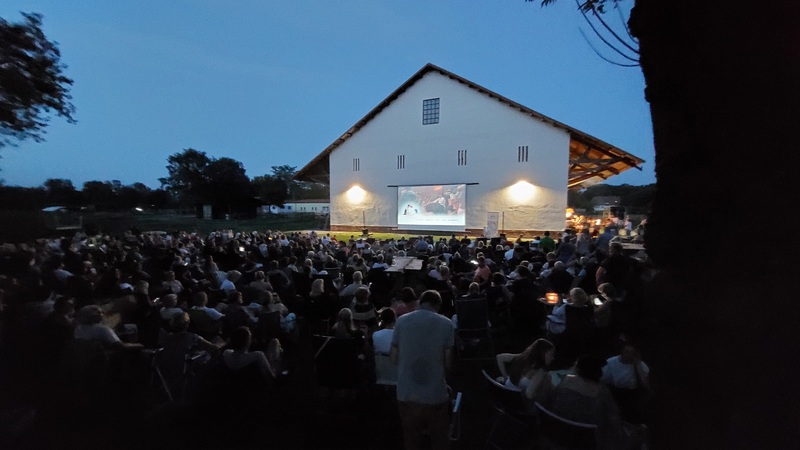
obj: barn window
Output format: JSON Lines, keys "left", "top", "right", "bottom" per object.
{"left": 458, "top": 149, "right": 467, "bottom": 166}
{"left": 423, "top": 98, "right": 440, "bottom": 125}
{"left": 397, "top": 155, "right": 405, "bottom": 169}
{"left": 353, "top": 158, "right": 360, "bottom": 171}
{"left": 518, "top": 145, "right": 529, "bottom": 162}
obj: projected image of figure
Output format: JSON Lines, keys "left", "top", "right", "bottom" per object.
{"left": 403, "top": 204, "right": 419, "bottom": 216}
{"left": 423, "top": 194, "right": 447, "bottom": 214}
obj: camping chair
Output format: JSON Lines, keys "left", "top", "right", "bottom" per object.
{"left": 453, "top": 297, "right": 494, "bottom": 361}
{"left": 482, "top": 370, "right": 535, "bottom": 449}
{"left": 534, "top": 401, "right": 599, "bottom": 450}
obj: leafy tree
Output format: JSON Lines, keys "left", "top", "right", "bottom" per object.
{"left": 82, "top": 180, "right": 114, "bottom": 207}
{"left": 252, "top": 175, "right": 288, "bottom": 207}
{"left": 0, "top": 13, "right": 75, "bottom": 148}
{"left": 43, "top": 178, "right": 78, "bottom": 205}
{"left": 159, "top": 148, "right": 211, "bottom": 205}
{"left": 203, "top": 157, "right": 254, "bottom": 211}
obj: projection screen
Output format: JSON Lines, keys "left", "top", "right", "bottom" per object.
{"left": 397, "top": 184, "right": 466, "bottom": 231}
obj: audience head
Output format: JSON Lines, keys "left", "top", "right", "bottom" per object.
{"left": 352, "top": 271, "right": 363, "bottom": 283}
{"left": 354, "top": 286, "right": 370, "bottom": 304}
{"left": 227, "top": 270, "right": 242, "bottom": 283}
{"left": 491, "top": 272, "right": 505, "bottom": 285}
{"left": 162, "top": 293, "right": 178, "bottom": 308}
{"left": 468, "top": 282, "right": 481, "bottom": 295}
{"left": 378, "top": 308, "right": 396, "bottom": 328}
{"left": 575, "top": 354, "right": 606, "bottom": 382}
{"left": 53, "top": 296, "right": 75, "bottom": 316}
{"left": 419, "top": 290, "right": 443, "bottom": 310}
{"left": 170, "top": 312, "right": 190, "bottom": 332}
{"left": 76, "top": 305, "right": 104, "bottom": 325}
{"left": 310, "top": 278, "right": 325, "bottom": 296}
{"left": 438, "top": 265, "right": 450, "bottom": 279}
{"left": 399, "top": 287, "right": 417, "bottom": 304}
{"left": 569, "top": 287, "right": 589, "bottom": 306}
{"left": 193, "top": 291, "right": 208, "bottom": 307}
{"left": 133, "top": 280, "right": 149, "bottom": 296}
{"left": 597, "top": 282, "right": 616, "bottom": 300}
{"left": 254, "top": 270, "right": 266, "bottom": 281}
{"left": 521, "top": 338, "right": 556, "bottom": 370}
{"left": 229, "top": 326, "right": 252, "bottom": 352}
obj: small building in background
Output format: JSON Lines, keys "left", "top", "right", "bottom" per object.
{"left": 264, "top": 199, "right": 330, "bottom": 214}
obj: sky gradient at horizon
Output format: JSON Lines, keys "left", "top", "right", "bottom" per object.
{"left": 0, "top": 0, "right": 655, "bottom": 189}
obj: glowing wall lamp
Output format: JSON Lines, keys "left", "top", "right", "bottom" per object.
{"left": 346, "top": 185, "right": 366, "bottom": 204}
{"left": 509, "top": 180, "right": 536, "bottom": 202}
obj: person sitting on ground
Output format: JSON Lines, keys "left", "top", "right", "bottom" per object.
{"left": 262, "top": 290, "right": 297, "bottom": 334}
{"left": 372, "top": 308, "right": 396, "bottom": 355}
{"left": 390, "top": 287, "right": 418, "bottom": 318}
{"left": 496, "top": 338, "right": 555, "bottom": 402}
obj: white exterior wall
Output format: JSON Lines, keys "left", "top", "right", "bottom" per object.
{"left": 265, "top": 202, "right": 330, "bottom": 214}
{"left": 329, "top": 71, "right": 569, "bottom": 232}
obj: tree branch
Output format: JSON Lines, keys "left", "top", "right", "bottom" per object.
{"left": 576, "top": 0, "right": 639, "bottom": 62}
{"left": 578, "top": 28, "right": 640, "bottom": 67}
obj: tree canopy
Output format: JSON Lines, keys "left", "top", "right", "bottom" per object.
{"left": 0, "top": 12, "right": 75, "bottom": 148}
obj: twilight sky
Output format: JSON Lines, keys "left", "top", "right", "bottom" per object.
{"left": 0, "top": 0, "right": 654, "bottom": 189}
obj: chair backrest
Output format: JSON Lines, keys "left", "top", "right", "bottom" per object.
{"left": 188, "top": 309, "right": 219, "bottom": 339}
{"left": 374, "top": 353, "right": 398, "bottom": 386}
{"left": 455, "top": 297, "right": 489, "bottom": 330}
{"left": 254, "top": 310, "right": 282, "bottom": 344}
{"left": 312, "top": 334, "right": 362, "bottom": 389}
{"left": 481, "top": 369, "right": 526, "bottom": 414}
{"left": 534, "top": 401, "right": 599, "bottom": 450}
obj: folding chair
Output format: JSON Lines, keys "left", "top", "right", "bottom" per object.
{"left": 534, "top": 401, "right": 599, "bottom": 450}
{"left": 482, "top": 370, "right": 535, "bottom": 449}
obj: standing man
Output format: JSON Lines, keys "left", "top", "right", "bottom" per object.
{"left": 391, "top": 290, "right": 455, "bottom": 450}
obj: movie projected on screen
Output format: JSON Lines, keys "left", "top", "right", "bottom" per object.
{"left": 397, "top": 184, "right": 466, "bottom": 231}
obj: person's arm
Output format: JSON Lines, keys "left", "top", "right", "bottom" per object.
{"left": 524, "top": 369, "right": 547, "bottom": 400}
{"left": 444, "top": 347, "right": 453, "bottom": 373}
{"left": 595, "top": 266, "right": 606, "bottom": 287}
{"left": 496, "top": 353, "right": 515, "bottom": 379}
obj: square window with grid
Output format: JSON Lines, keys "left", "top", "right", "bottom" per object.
{"left": 423, "top": 98, "right": 440, "bottom": 125}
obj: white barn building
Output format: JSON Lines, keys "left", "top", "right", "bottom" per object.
{"left": 296, "top": 64, "right": 643, "bottom": 236}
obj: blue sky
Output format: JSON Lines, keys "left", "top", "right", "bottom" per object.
{"left": 0, "top": 0, "right": 654, "bottom": 189}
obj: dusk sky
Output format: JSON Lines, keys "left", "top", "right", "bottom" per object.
{"left": 0, "top": 0, "right": 654, "bottom": 189}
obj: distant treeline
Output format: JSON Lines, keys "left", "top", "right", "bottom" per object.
{"left": 0, "top": 179, "right": 174, "bottom": 211}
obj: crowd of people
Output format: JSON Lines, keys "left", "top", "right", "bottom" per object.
{"left": 0, "top": 223, "right": 652, "bottom": 448}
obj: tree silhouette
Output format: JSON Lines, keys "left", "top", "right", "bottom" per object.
{"left": 0, "top": 13, "right": 75, "bottom": 148}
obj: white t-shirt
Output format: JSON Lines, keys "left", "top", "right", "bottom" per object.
{"left": 372, "top": 328, "right": 394, "bottom": 355}
{"left": 74, "top": 323, "right": 120, "bottom": 347}
{"left": 600, "top": 355, "right": 650, "bottom": 390}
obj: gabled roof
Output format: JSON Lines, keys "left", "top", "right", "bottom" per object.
{"left": 295, "top": 63, "right": 644, "bottom": 188}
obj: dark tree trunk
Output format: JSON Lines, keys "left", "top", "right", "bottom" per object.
{"left": 630, "top": 1, "right": 800, "bottom": 448}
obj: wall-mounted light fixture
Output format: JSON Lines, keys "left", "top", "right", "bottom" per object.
{"left": 508, "top": 180, "right": 535, "bottom": 202}
{"left": 346, "top": 185, "right": 366, "bottom": 204}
